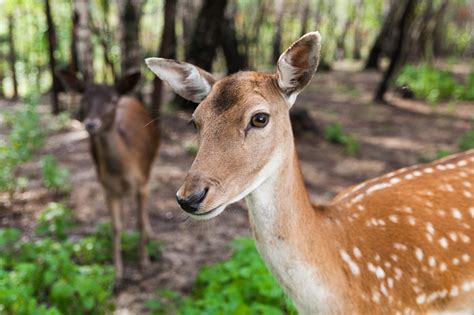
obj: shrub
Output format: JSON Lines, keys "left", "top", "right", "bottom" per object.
{"left": 147, "top": 237, "right": 296, "bottom": 315}
{"left": 323, "top": 123, "right": 360, "bottom": 156}
{"left": 36, "top": 202, "right": 75, "bottom": 241}
{"left": 396, "top": 64, "right": 474, "bottom": 104}
{"left": 40, "top": 155, "right": 71, "bottom": 193}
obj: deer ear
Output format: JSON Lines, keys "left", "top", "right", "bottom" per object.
{"left": 145, "top": 58, "right": 216, "bottom": 103}
{"left": 56, "top": 70, "right": 85, "bottom": 93}
{"left": 276, "top": 32, "right": 321, "bottom": 107}
{"left": 116, "top": 71, "right": 141, "bottom": 95}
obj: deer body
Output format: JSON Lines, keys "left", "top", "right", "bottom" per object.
{"left": 146, "top": 32, "right": 474, "bottom": 314}
{"left": 57, "top": 71, "right": 159, "bottom": 285}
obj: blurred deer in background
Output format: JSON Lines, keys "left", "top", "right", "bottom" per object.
{"left": 146, "top": 32, "right": 474, "bottom": 314}
{"left": 57, "top": 70, "right": 159, "bottom": 286}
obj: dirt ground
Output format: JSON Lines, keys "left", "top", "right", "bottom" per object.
{"left": 1, "top": 66, "right": 473, "bottom": 314}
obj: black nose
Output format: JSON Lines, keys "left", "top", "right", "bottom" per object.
{"left": 176, "top": 188, "right": 208, "bottom": 213}
{"left": 85, "top": 121, "right": 96, "bottom": 131}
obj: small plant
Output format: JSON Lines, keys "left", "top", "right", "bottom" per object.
{"left": 323, "top": 123, "right": 360, "bottom": 156}
{"left": 40, "top": 155, "right": 71, "bottom": 193}
{"left": 459, "top": 130, "right": 474, "bottom": 151}
{"left": 418, "top": 150, "right": 453, "bottom": 163}
{"left": 36, "top": 202, "right": 75, "bottom": 241}
{"left": 396, "top": 64, "right": 474, "bottom": 104}
{"left": 147, "top": 237, "right": 296, "bottom": 315}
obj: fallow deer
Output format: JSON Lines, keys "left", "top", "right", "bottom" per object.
{"left": 57, "top": 71, "right": 159, "bottom": 286}
{"left": 146, "top": 33, "right": 474, "bottom": 314}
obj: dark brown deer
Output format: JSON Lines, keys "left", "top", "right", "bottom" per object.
{"left": 57, "top": 71, "right": 159, "bottom": 286}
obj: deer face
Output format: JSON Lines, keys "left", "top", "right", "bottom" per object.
{"left": 146, "top": 32, "right": 321, "bottom": 219}
{"left": 56, "top": 71, "right": 141, "bottom": 134}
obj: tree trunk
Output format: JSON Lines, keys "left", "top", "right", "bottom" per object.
{"left": 70, "top": 9, "right": 79, "bottom": 73}
{"left": 186, "top": 0, "right": 228, "bottom": 71}
{"left": 7, "top": 15, "right": 18, "bottom": 99}
{"left": 0, "top": 64, "right": 4, "bottom": 97}
{"left": 272, "top": 0, "right": 284, "bottom": 64}
{"left": 220, "top": 7, "right": 246, "bottom": 74}
{"left": 352, "top": 0, "right": 364, "bottom": 60}
{"left": 73, "top": 0, "right": 94, "bottom": 82}
{"left": 300, "top": 0, "right": 311, "bottom": 36}
{"left": 432, "top": 0, "right": 449, "bottom": 57}
{"left": 365, "top": 1, "right": 402, "bottom": 70}
{"left": 152, "top": 0, "right": 177, "bottom": 121}
{"left": 44, "top": 0, "right": 60, "bottom": 114}
{"left": 119, "top": 0, "right": 145, "bottom": 74}
{"left": 375, "top": 0, "right": 417, "bottom": 102}
{"left": 180, "top": 0, "right": 196, "bottom": 59}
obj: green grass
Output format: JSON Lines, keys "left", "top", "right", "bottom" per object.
{"left": 146, "top": 237, "right": 296, "bottom": 315}
{"left": 323, "top": 123, "right": 360, "bottom": 156}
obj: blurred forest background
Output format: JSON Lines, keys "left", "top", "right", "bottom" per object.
{"left": 0, "top": 0, "right": 474, "bottom": 314}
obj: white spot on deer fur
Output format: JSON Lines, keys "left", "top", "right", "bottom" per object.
{"left": 375, "top": 255, "right": 381, "bottom": 262}
{"left": 413, "top": 171, "right": 422, "bottom": 177}
{"left": 357, "top": 205, "right": 365, "bottom": 211}
{"left": 340, "top": 250, "right": 360, "bottom": 276}
{"left": 394, "top": 243, "right": 407, "bottom": 251}
{"left": 384, "top": 261, "right": 391, "bottom": 268}
{"left": 377, "top": 219, "right": 386, "bottom": 226}
{"left": 439, "top": 289, "right": 448, "bottom": 298}
{"left": 403, "top": 206, "right": 413, "bottom": 214}
{"left": 427, "top": 292, "right": 439, "bottom": 303}
{"left": 452, "top": 208, "right": 462, "bottom": 219}
{"left": 458, "top": 160, "right": 468, "bottom": 167}
{"left": 394, "top": 268, "right": 403, "bottom": 280}
{"left": 387, "top": 278, "right": 394, "bottom": 288}
{"left": 446, "top": 163, "right": 455, "bottom": 169}
{"left": 453, "top": 258, "right": 460, "bottom": 265}
{"left": 415, "top": 248, "right": 424, "bottom": 261}
{"left": 390, "top": 177, "right": 401, "bottom": 184}
{"left": 439, "top": 237, "right": 449, "bottom": 249}
{"left": 351, "top": 194, "right": 364, "bottom": 204}
{"left": 462, "top": 254, "right": 470, "bottom": 262}
{"left": 464, "top": 191, "right": 473, "bottom": 198}
{"left": 372, "top": 290, "right": 381, "bottom": 304}
{"left": 463, "top": 181, "right": 472, "bottom": 188}
{"left": 424, "top": 168, "right": 434, "bottom": 173}
{"left": 367, "top": 182, "right": 391, "bottom": 195}
{"left": 437, "top": 209, "right": 446, "bottom": 217}
{"left": 380, "top": 283, "right": 388, "bottom": 296}
{"left": 390, "top": 254, "right": 399, "bottom": 262}
{"left": 462, "top": 282, "right": 473, "bottom": 292}
{"left": 426, "top": 201, "right": 434, "bottom": 207}
{"left": 449, "top": 232, "right": 458, "bottom": 242}
{"left": 428, "top": 256, "right": 436, "bottom": 267}
{"left": 436, "top": 165, "right": 446, "bottom": 171}
{"left": 410, "top": 277, "right": 418, "bottom": 284}
{"left": 450, "top": 286, "right": 459, "bottom": 297}
{"left": 416, "top": 294, "right": 426, "bottom": 304}
{"left": 405, "top": 174, "right": 414, "bottom": 180}
{"left": 376, "top": 266, "right": 385, "bottom": 279}
{"left": 408, "top": 216, "right": 416, "bottom": 225}
{"left": 368, "top": 262, "right": 376, "bottom": 273}
{"left": 469, "top": 207, "right": 474, "bottom": 218}
{"left": 353, "top": 247, "right": 362, "bottom": 258}
{"left": 426, "top": 233, "right": 433, "bottom": 242}
{"left": 389, "top": 215, "right": 399, "bottom": 223}
{"left": 459, "top": 233, "right": 470, "bottom": 243}
{"left": 439, "top": 262, "right": 447, "bottom": 272}
{"left": 459, "top": 171, "right": 468, "bottom": 177}
{"left": 426, "top": 223, "right": 435, "bottom": 235}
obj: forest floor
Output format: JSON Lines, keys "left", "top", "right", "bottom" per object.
{"left": 1, "top": 65, "right": 474, "bottom": 314}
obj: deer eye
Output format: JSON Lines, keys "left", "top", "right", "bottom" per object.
{"left": 250, "top": 113, "right": 269, "bottom": 128}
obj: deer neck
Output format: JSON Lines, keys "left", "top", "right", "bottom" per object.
{"left": 245, "top": 145, "right": 348, "bottom": 314}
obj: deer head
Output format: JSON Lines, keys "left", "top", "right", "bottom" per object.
{"left": 57, "top": 71, "right": 141, "bottom": 134}
{"left": 146, "top": 32, "right": 321, "bottom": 219}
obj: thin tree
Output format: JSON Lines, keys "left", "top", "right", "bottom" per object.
{"left": 272, "top": 0, "right": 284, "bottom": 64}
{"left": 119, "top": 0, "right": 145, "bottom": 74}
{"left": 186, "top": 0, "right": 228, "bottom": 71}
{"left": 44, "top": 0, "right": 60, "bottom": 114}
{"left": 73, "top": 0, "right": 94, "bottom": 82}
{"left": 300, "top": 0, "right": 311, "bottom": 36}
{"left": 7, "top": 15, "right": 18, "bottom": 99}
{"left": 220, "top": 6, "right": 247, "bottom": 74}
{"left": 152, "top": 0, "right": 177, "bottom": 120}
{"left": 375, "top": 0, "right": 417, "bottom": 102}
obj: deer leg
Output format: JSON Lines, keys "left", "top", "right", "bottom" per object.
{"left": 107, "top": 195, "right": 124, "bottom": 288}
{"left": 137, "top": 188, "right": 151, "bottom": 271}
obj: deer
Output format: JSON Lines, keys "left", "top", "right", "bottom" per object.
{"left": 146, "top": 32, "right": 474, "bottom": 314}
{"left": 57, "top": 70, "right": 159, "bottom": 287}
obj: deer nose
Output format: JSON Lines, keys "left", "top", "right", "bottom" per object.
{"left": 176, "top": 188, "right": 208, "bottom": 214}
